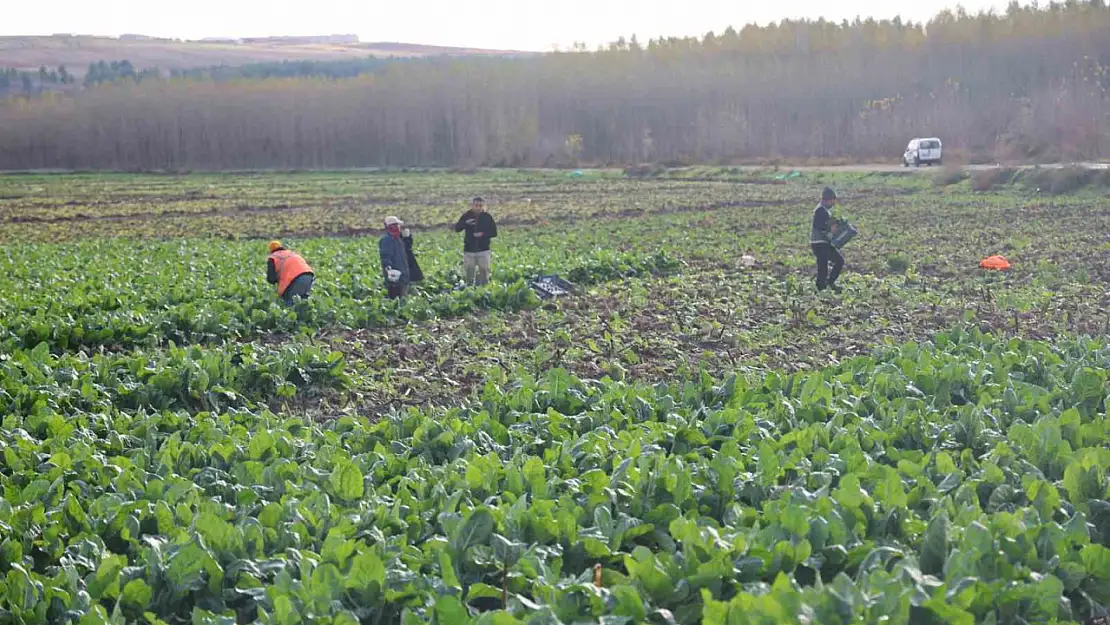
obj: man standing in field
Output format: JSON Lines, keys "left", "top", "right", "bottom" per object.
{"left": 810, "top": 187, "right": 845, "bottom": 293}
{"left": 379, "top": 216, "right": 411, "bottom": 299}
{"left": 267, "top": 240, "right": 315, "bottom": 304}
{"left": 453, "top": 196, "right": 497, "bottom": 286}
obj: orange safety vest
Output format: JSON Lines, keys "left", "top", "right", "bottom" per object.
{"left": 269, "top": 250, "right": 314, "bottom": 296}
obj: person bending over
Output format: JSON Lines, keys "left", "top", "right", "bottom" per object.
{"left": 266, "top": 240, "right": 314, "bottom": 305}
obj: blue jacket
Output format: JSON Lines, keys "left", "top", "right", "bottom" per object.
{"left": 379, "top": 234, "right": 410, "bottom": 285}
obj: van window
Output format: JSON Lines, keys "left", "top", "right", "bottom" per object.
{"left": 919, "top": 140, "right": 940, "bottom": 149}
{"left": 907, "top": 140, "right": 917, "bottom": 149}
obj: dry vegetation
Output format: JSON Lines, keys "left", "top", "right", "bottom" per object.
{"left": 0, "top": 3, "right": 1108, "bottom": 171}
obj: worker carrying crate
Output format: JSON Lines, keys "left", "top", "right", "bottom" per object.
{"left": 811, "top": 187, "right": 858, "bottom": 293}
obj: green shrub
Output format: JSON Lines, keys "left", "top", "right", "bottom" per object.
{"left": 887, "top": 253, "right": 911, "bottom": 273}
{"left": 1033, "top": 259, "right": 1064, "bottom": 289}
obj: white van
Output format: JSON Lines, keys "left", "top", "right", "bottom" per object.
{"left": 903, "top": 138, "right": 943, "bottom": 167}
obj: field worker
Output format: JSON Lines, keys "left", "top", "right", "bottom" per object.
{"left": 266, "top": 240, "right": 315, "bottom": 304}
{"left": 810, "top": 187, "right": 845, "bottom": 293}
{"left": 379, "top": 216, "right": 411, "bottom": 299}
{"left": 401, "top": 226, "right": 424, "bottom": 284}
{"left": 453, "top": 196, "right": 498, "bottom": 286}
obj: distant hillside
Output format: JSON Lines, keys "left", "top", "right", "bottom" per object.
{"left": 0, "top": 35, "right": 533, "bottom": 76}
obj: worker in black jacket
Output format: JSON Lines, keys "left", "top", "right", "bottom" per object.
{"left": 401, "top": 227, "right": 424, "bottom": 284}
{"left": 810, "top": 187, "right": 844, "bottom": 293}
{"left": 453, "top": 196, "right": 497, "bottom": 286}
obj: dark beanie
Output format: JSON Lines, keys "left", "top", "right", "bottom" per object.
{"left": 822, "top": 187, "right": 837, "bottom": 201}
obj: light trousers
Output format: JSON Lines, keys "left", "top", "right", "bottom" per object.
{"left": 464, "top": 251, "right": 491, "bottom": 285}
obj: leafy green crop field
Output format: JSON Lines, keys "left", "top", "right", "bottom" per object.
{"left": 1, "top": 169, "right": 1109, "bottom": 625}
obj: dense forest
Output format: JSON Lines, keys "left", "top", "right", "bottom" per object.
{"left": 1, "top": 1, "right": 1109, "bottom": 170}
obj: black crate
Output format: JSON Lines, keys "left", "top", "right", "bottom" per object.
{"left": 529, "top": 275, "right": 576, "bottom": 299}
{"left": 830, "top": 219, "right": 858, "bottom": 249}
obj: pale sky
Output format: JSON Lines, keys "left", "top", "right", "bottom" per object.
{"left": 10, "top": 0, "right": 1014, "bottom": 51}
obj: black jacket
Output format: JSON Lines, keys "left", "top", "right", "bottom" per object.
{"left": 810, "top": 203, "right": 833, "bottom": 244}
{"left": 453, "top": 210, "right": 497, "bottom": 253}
{"left": 402, "top": 234, "right": 424, "bottom": 282}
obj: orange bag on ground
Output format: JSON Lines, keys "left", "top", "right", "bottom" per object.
{"left": 979, "top": 255, "right": 1011, "bottom": 270}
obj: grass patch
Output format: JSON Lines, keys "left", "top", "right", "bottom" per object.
{"left": 886, "top": 253, "right": 911, "bottom": 274}
{"left": 932, "top": 165, "right": 969, "bottom": 187}
{"left": 623, "top": 163, "right": 666, "bottom": 178}
{"left": 1017, "top": 166, "right": 1110, "bottom": 195}
{"left": 971, "top": 168, "right": 1019, "bottom": 192}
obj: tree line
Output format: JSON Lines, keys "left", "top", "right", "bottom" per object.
{"left": 0, "top": 60, "right": 159, "bottom": 96}
{"left": 169, "top": 57, "right": 393, "bottom": 81}
{"left": 0, "top": 66, "right": 76, "bottom": 95}
{"left": 1, "top": 0, "right": 1108, "bottom": 170}
{"left": 83, "top": 60, "right": 162, "bottom": 87}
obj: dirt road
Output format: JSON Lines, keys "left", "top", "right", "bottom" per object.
{"left": 2, "top": 162, "right": 1108, "bottom": 176}
{"left": 738, "top": 162, "right": 1110, "bottom": 173}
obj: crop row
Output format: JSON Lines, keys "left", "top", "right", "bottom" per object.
{"left": 4, "top": 168, "right": 1107, "bottom": 247}
{"left": 1, "top": 329, "right": 1107, "bottom": 624}
{"left": 2, "top": 170, "right": 1110, "bottom": 625}
{"left": 0, "top": 171, "right": 797, "bottom": 244}
{"left": 1, "top": 340, "right": 349, "bottom": 418}
{"left": 325, "top": 255, "right": 1110, "bottom": 417}
{"left": 0, "top": 230, "right": 678, "bottom": 353}
{"left": 5, "top": 174, "right": 1110, "bottom": 359}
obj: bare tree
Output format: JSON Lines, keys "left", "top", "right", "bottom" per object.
{"left": 0, "top": 1, "right": 1107, "bottom": 169}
